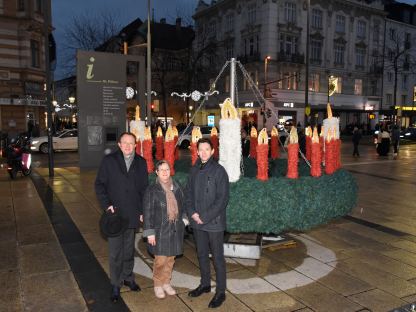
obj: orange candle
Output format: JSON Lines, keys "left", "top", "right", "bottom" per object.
{"left": 270, "top": 126, "right": 279, "bottom": 160}
{"left": 173, "top": 126, "right": 179, "bottom": 161}
{"left": 249, "top": 127, "right": 258, "bottom": 159}
{"left": 311, "top": 127, "right": 321, "bottom": 177}
{"left": 164, "top": 126, "right": 175, "bottom": 176}
{"left": 211, "top": 127, "right": 219, "bottom": 159}
{"left": 256, "top": 129, "right": 269, "bottom": 181}
{"left": 155, "top": 126, "right": 164, "bottom": 161}
{"left": 142, "top": 127, "right": 154, "bottom": 173}
{"left": 287, "top": 126, "right": 299, "bottom": 179}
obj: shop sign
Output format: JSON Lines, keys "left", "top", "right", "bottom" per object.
{"left": 207, "top": 115, "right": 215, "bottom": 127}
{"left": 244, "top": 102, "right": 254, "bottom": 108}
{"left": 283, "top": 102, "right": 294, "bottom": 108}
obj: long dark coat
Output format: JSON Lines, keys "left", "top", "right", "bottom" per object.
{"left": 95, "top": 149, "right": 149, "bottom": 229}
{"left": 143, "top": 180, "right": 185, "bottom": 256}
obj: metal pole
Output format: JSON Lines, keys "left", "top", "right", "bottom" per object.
{"left": 43, "top": 0, "right": 54, "bottom": 177}
{"left": 263, "top": 57, "right": 268, "bottom": 127}
{"left": 146, "top": 0, "right": 152, "bottom": 125}
{"left": 230, "top": 58, "right": 236, "bottom": 107}
{"left": 304, "top": 0, "right": 310, "bottom": 127}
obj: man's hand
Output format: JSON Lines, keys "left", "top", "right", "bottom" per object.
{"left": 147, "top": 235, "right": 156, "bottom": 246}
{"left": 191, "top": 213, "right": 203, "bottom": 225}
{"left": 107, "top": 205, "right": 114, "bottom": 213}
{"left": 139, "top": 215, "right": 143, "bottom": 223}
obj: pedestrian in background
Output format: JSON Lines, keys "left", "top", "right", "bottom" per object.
{"left": 352, "top": 127, "right": 362, "bottom": 157}
{"left": 377, "top": 127, "right": 391, "bottom": 156}
{"left": 95, "top": 132, "right": 149, "bottom": 302}
{"left": 391, "top": 125, "right": 400, "bottom": 157}
{"left": 143, "top": 160, "right": 186, "bottom": 299}
{"left": 186, "top": 138, "right": 229, "bottom": 309}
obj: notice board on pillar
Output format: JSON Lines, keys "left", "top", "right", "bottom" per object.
{"left": 77, "top": 51, "right": 145, "bottom": 168}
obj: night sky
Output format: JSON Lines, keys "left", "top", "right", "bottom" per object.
{"left": 52, "top": 0, "right": 416, "bottom": 80}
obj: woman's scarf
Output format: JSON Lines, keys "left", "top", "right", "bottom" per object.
{"left": 157, "top": 177, "right": 178, "bottom": 222}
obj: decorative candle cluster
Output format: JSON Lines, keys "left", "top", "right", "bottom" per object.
{"left": 155, "top": 126, "right": 164, "bottom": 161}
{"left": 164, "top": 126, "right": 176, "bottom": 175}
{"left": 305, "top": 126, "right": 312, "bottom": 162}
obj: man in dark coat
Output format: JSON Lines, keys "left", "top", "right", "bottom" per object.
{"left": 352, "top": 127, "right": 362, "bottom": 157}
{"left": 186, "top": 138, "right": 229, "bottom": 309}
{"left": 95, "top": 132, "right": 148, "bottom": 302}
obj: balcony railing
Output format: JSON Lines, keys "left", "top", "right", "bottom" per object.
{"left": 237, "top": 52, "right": 261, "bottom": 64}
{"left": 277, "top": 52, "right": 305, "bottom": 64}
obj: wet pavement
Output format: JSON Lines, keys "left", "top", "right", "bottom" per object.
{"left": 0, "top": 141, "right": 415, "bottom": 311}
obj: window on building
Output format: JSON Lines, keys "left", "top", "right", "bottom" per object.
{"left": 356, "top": 47, "right": 366, "bottom": 68}
{"left": 249, "top": 38, "right": 254, "bottom": 56}
{"left": 280, "top": 33, "right": 298, "bottom": 55}
{"left": 334, "top": 43, "right": 345, "bottom": 65}
{"left": 386, "top": 93, "right": 392, "bottom": 105}
{"left": 18, "top": 0, "right": 25, "bottom": 11}
{"left": 208, "top": 21, "right": 216, "bottom": 37}
{"left": 387, "top": 72, "right": 393, "bottom": 82}
{"left": 225, "top": 14, "right": 234, "bottom": 32}
{"left": 248, "top": 4, "right": 256, "bottom": 24}
{"left": 35, "top": 0, "right": 42, "bottom": 13}
{"left": 285, "top": 2, "right": 296, "bottom": 23}
{"left": 405, "top": 32, "right": 411, "bottom": 45}
{"left": 403, "top": 74, "right": 408, "bottom": 89}
{"left": 373, "top": 25, "right": 380, "bottom": 44}
{"left": 357, "top": 21, "right": 366, "bottom": 39}
{"left": 354, "top": 79, "right": 363, "bottom": 95}
{"left": 388, "top": 49, "right": 394, "bottom": 62}
{"left": 310, "top": 39, "right": 322, "bottom": 62}
{"left": 309, "top": 73, "right": 320, "bottom": 92}
{"left": 335, "top": 15, "right": 346, "bottom": 33}
{"left": 389, "top": 28, "right": 396, "bottom": 40}
{"left": 311, "top": 9, "right": 322, "bottom": 28}
{"left": 402, "top": 94, "right": 407, "bottom": 105}
{"left": 335, "top": 77, "right": 342, "bottom": 93}
{"left": 30, "top": 40, "right": 40, "bottom": 68}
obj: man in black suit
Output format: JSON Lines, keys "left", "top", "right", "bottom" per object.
{"left": 95, "top": 132, "right": 148, "bottom": 302}
{"left": 186, "top": 138, "right": 230, "bottom": 309}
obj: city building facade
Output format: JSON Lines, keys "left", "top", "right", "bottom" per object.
{"left": 192, "top": 0, "right": 394, "bottom": 131}
{"left": 0, "top": 0, "right": 53, "bottom": 136}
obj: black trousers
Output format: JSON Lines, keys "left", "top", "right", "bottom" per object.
{"left": 353, "top": 143, "right": 359, "bottom": 156}
{"left": 193, "top": 229, "right": 226, "bottom": 293}
{"left": 108, "top": 228, "right": 135, "bottom": 287}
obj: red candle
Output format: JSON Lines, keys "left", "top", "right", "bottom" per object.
{"left": 270, "top": 126, "right": 279, "bottom": 160}
{"left": 249, "top": 127, "right": 258, "bottom": 159}
{"left": 155, "top": 126, "right": 164, "bottom": 161}
{"left": 336, "top": 139, "right": 342, "bottom": 169}
{"left": 319, "top": 127, "right": 324, "bottom": 165}
{"left": 173, "top": 126, "right": 179, "bottom": 161}
{"left": 135, "top": 139, "right": 142, "bottom": 156}
{"left": 164, "top": 126, "right": 175, "bottom": 176}
{"left": 142, "top": 127, "right": 154, "bottom": 173}
{"left": 286, "top": 126, "right": 299, "bottom": 179}
{"left": 211, "top": 127, "right": 219, "bottom": 159}
{"left": 324, "top": 129, "right": 337, "bottom": 175}
{"left": 256, "top": 129, "right": 269, "bottom": 181}
{"left": 310, "top": 127, "right": 321, "bottom": 177}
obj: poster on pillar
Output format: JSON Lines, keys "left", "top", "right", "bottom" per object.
{"left": 77, "top": 50, "right": 145, "bottom": 168}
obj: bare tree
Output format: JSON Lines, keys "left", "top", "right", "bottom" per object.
{"left": 383, "top": 27, "right": 416, "bottom": 109}
{"left": 61, "top": 10, "right": 122, "bottom": 76}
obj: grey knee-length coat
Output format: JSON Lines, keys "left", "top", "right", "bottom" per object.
{"left": 143, "top": 180, "right": 185, "bottom": 256}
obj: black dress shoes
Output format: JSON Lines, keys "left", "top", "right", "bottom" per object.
{"left": 188, "top": 284, "right": 211, "bottom": 297}
{"left": 110, "top": 285, "right": 120, "bottom": 303}
{"left": 124, "top": 280, "right": 141, "bottom": 291}
{"left": 208, "top": 292, "right": 226, "bottom": 308}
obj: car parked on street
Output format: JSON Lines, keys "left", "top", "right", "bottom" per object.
{"left": 30, "top": 129, "right": 78, "bottom": 153}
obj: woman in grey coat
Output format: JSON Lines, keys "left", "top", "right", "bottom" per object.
{"left": 143, "top": 160, "right": 185, "bottom": 299}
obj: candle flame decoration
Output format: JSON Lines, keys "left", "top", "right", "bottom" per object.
{"left": 211, "top": 126, "right": 218, "bottom": 136}
{"left": 250, "top": 127, "right": 258, "bottom": 138}
{"left": 172, "top": 125, "right": 178, "bottom": 137}
{"left": 191, "top": 126, "right": 203, "bottom": 143}
{"left": 173, "top": 125, "right": 179, "bottom": 160}
{"left": 271, "top": 126, "right": 278, "bottom": 137}
{"left": 157, "top": 126, "right": 163, "bottom": 137}
{"left": 312, "top": 126, "right": 319, "bottom": 144}
{"left": 327, "top": 103, "right": 333, "bottom": 118}
{"left": 219, "top": 97, "right": 242, "bottom": 182}
{"left": 135, "top": 105, "right": 140, "bottom": 121}
{"left": 165, "top": 126, "right": 174, "bottom": 142}
{"left": 221, "top": 98, "right": 239, "bottom": 119}
{"left": 270, "top": 126, "right": 279, "bottom": 160}
{"left": 305, "top": 126, "right": 312, "bottom": 137}
{"left": 289, "top": 126, "right": 298, "bottom": 144}
{"left": 155, "top": 126, "right": 164, "bottom": 161}
{"left": 258, "top": 128, "right": 268, "bottom": 145}
{"left": 320, "top": 126, "right": 325, "bottom": 137}
{"left": 305, "top": 126, "right": 312, "bottom": 161}
{"left": 144, "top": 126, "right": 152, "bottom": 140}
